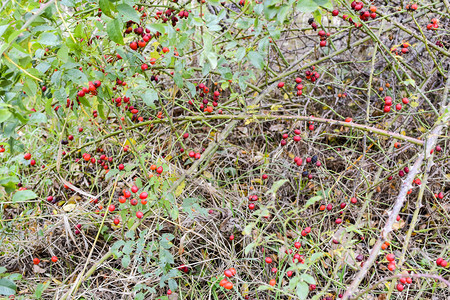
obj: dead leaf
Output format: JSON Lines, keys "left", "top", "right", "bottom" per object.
{"left": 33, "top": 265, "right": 46, "bottom": 274}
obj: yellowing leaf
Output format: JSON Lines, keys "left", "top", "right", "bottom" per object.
{"left": 410, "top": 101, "right": 419, "bottom": 108}
{"left": 283, "top": 93, "right": 288, "bottom": 100}
{"left": 270, "top": 104, "right": 282, "bottom": 111}
{"left": 175, "top": 180, "right": 185, "bottom": 197}
{"left": 123, "top": 138, "right": 136, "bottom": 147}
{"left": 63, "top": 203, "right": 76, "bottom": 212}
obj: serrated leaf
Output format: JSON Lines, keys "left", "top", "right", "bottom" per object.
{"left": 266, "top": 179, "right": 288, "bottom": 198}
{"left": 247, "top": 51, "right": 264, "bottom": 69}
{"left": 242, "top": 222, "right": 255, "bottom": 236}
{"left": 244, "top": 242, "right": 255, "bottom": 255}
{"left": 38, "top": 32, "right": 60, "bottom": 46}
{"left": 142, "top": 89, "right": 158, "bottom": 108}
{"left": 117, "top": 3, "right": 140, "bottom": 24}
{"left": 296, "top": 0, "right": 320, "bottom": 13}
{"left": 99, "top": 0, "right": 113, "bottom": 18}
{"left": 0, "top": 109, "right": 12, "bottom": 123}
{"left": 65, "top": 69, "right": 88, "bottom": 86}
{"left": 0, "top": 278, "right": 16, "bottom": 296}
{"left": 296, "top": 281, "right": 309, "bottom": 300}
{"left": 106, "top": 18, "right": 124, "bottom": 45}
{"left": 12, "top": 190, "right": 38, "bottom": 202}
{"left": 105, "top": 168, "right": 119, "bottom": 180}
{"left": 300, "top": 273, "right": 316, "bottom": 284}
{"left": 304, "top": 195, "right": 323, "bottom": 209}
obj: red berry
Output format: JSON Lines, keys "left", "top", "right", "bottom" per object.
{"left": 224, "top": 269, "right": 233, "bottom": 277}
{"left": 51, "top": 256, "right": 58, "bottom": 262}
{"left": 118, "top": 164, "right": 124, "bottom": 170}
{"left": 265, "top": 257, "right": 273, "bottom": 264}
{"left": 108, "top": 204, "right": 115, "bottom": 212}
{"left": 386, "top": 253, "right": 395, "bottom": 262}
{"left": 396, "top": 284, "right": 404, "bottom": 292}
{"left": 130, "top": 41, "right": 138, "bottom": 50}
{"left": 24, "top": 153, "right": 31, "bottom": 160}
{"left": 113, "top": 218, "right": 120, "bottom": 225}
{"left": 332, "top": 9, "right": 339, "bottom": 16}
{"left": 441, "top": 260, "right": 448, "bottom": 267}
{"left": 136, "top": 211, "right": 143, "bottom": 218}
{"left": 156, "top": 166, "right": 163, "bottom": 174}
{"left": 384, "top": 106, "right": 391, "bottom": 113}
{"left": 33, "top": 258, "right": 40, "bottom": 265}
{"left": 350, "top": 197, "right": 357, "bottom": 204}
{"left": 131, "top": 185, "right": 139, "bottom": 193}
{"left": 277, "top": 82, "right": 285, "bottom": 88}
{"left": 320, "top": 40, "right": 327, "bottom": 47}
{"left": 294, "top": 242, "right": 301, "bottom": 249}
{"left": 395, "top": 104, "right": 402, "bottom": 111}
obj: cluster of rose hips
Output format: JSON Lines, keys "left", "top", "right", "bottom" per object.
{"left": 111, "top": 95, "right": 131, "bottom": 108}
{"left": 23, "top": 153, "right": 37, "bottom": 166}
{"left": 220, "top": 267, "right": 236, "bottom": 290}
{"left": 114, "top": 78, "right": 127, "bottom": 91}
{"left": 187, "top": 83, "right": 221, "bottom": 113}
{"left": 65, "top": 97, "right": 80, "bottom": 110}
{"left": 280, "top": 129, "right": 302, "bottom": 146}
{"left": 118, "top": 185, "right": 150, "bottom": 220}
{"left": 318, "top": 30, "right": 331, "bottom": 47}
{"left": 81, "top": 153, "right": 111, "bottom": 170}
{"left": 177, "top": 264, "right": 190, "bottom": 273}
{"left": 247, "top": 194, "right": 258, "bottom": 210}
{"left": 351, "top": 2, "right": 377, "bottom": 21}
{"left": 426, "top": 18, "right": 439, "bottom": 31}
{"left": 305, "top": 67, "right": 320, "bottom": 83}
{"left": 383, "top": 96, "right": 407, "bottom": 113}
{"left": 0, "top": 144, "right": 5, "bottom": 153}
{"left": 405, "top": 3, "right": 418, "bottom": 11}
{"left": 155, "top": 8, "right": 185, "bottom": 27}
{"left": 433, "top": 191, "right": 445, "bottom": 199}
{"left": 33, "top": 256, "right": 58, "bottom": 266}
{"left": 436, "top": 257, "right": 448, "bottom": 268}
{"left": 385, "top": 253, "right": 414, "bottom": 291}
{"left": 391, "top": 43, "right": 410, "bottom": 56}
{"left": 76, "top": 80, "right": 101, "bottom": 99}
{"left": 308, "top": 18, "right": 318, "bottom": 31}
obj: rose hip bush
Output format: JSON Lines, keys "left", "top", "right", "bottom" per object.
{"left": 0, "top": 0, "right": 449, "bottom": 299}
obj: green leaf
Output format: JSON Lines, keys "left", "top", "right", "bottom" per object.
{"left": 146, "top": 24, "right": 166, "bottom": 34}
{"left": 142, "top": 89, "right": 158, "bottom": 108}
{"left": 34, "top": 281, "right": 50, "bottom": 298}
{"left": 247, "top": 51, "right": 264, "bottom": 69}
{"left": 277, "top": 5, "right": 290, "bottom": 24}
{"left": 117, "top": 3, "right": 140, "bottom": 24}
{"left": 296, "top": 0, "right": 320, "bottom": 13}
{"left": 296, "top": 281, "right": 309, "bottom": 300}
{"left": 0, "top": 278, "right": 16, "bottom": 296}
{"left": 121, "top": 254, "right": 131, "bottom": 268}
{"left": 105, "top": 168, "right": 119, "bottom": 180}
{"left": 38, "top": 32, "right": 60, "bottom": 46}
{"left": 12, "top": 190, "right": 38, "bottom": 202}
{"left": 106, "top": 19, "right": 124, "bottom": 45}
{"left": 313, "top": 9, "right": 322, "bottom": 25}
{"left": 28, "top": 113, "right": 47, "bottom": 125}
{"left": 266, "top": 179, "right": 288, "bottom": 198}
{"left": 244, "top": 242, "right": 255, "bottom": 255}
{"left": 207, "top": 51, "right": 218, "bottom": 70}
{"left": 242, "top": 222, "right": 255, "bottom": 236}
{"left": 65, "top": 69, "right": 88, "bottom": 86}
{"left": 0, "top": 109, "right": 12, "bottom": 123}
{"left": 304, "top": 195, "right": 323, "bottom": 209}
{"left": 99, "top": 0, "right": 113, "bottom": 18}
{"left": 300, "top": 273, "right": 316, "bottom": 284}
